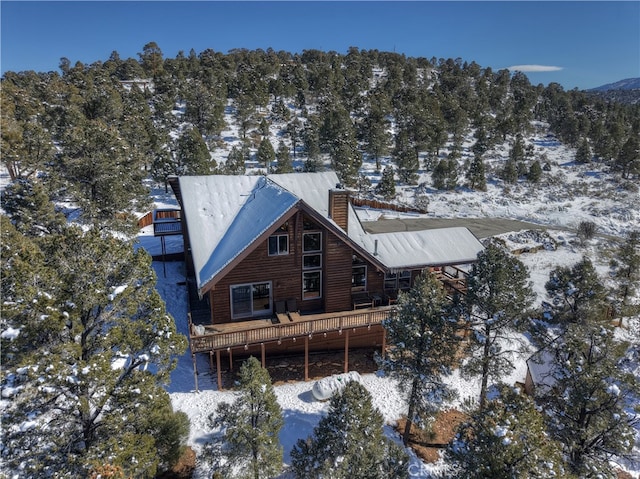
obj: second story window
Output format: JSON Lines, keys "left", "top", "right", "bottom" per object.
{"left": 303, "top": 232, "right": 322, "bottom": 252}
{"left": 268, "top": 234, "right": 288, "bottom": 256}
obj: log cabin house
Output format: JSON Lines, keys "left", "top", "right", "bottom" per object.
{"left": 170, "top": 171, "right": 484, "bottom": 389}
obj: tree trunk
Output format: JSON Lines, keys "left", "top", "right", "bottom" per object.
{"left": 403, "top": 378, "right": 420, "bottom": 446}
{"left": 479, "top": 325, "right": 491, "bottom": 409}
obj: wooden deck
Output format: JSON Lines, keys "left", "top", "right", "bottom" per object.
{"left": 189, "top": 306, "right": 394, "bottom": 354}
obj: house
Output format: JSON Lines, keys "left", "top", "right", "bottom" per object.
{"left": 170, "top": 171, "right": 484, "bottom": 389}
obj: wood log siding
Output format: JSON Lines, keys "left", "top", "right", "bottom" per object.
{"left": 190, "top": 307, "right": 393, "bottom": 353}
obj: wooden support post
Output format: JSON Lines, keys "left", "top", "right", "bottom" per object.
{"left": 216, "top": 350, "right": 223, "bottom": 391}
{"left": 228, "top": 348, "right": 233, "bottom": 371}
{"left": 209, "top": 350, "right": 214, "bottom": 372}
{"left": 304, "top": 336, "right": 309, "bottom": 382}
{"left": 261, "top": 343, "right": 266, "bottom": 368}
{"left": 192, "top": 353, "right": 199, "bottom": 393}
{"left": 381, "top": 329, "right": 386, "bottom": 359}
{"left": 344, "top": 329, "right": 350, "bottom": 373}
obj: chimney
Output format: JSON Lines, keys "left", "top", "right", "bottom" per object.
{"left": 328, "top": 188, "right": 349, "bottom": 232}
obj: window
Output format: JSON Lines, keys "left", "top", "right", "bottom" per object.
{"left": 302, "top": 231, "right": 322, "bottom": 299}
{"left": 303, "top": 271, "right": 321, "bottom": 299}
{"left": 230, "top": 282, "right": 272, "bottom": 319}
{"left": 398, "top": 271, "right": 411, "bottom": 290}
{"left": 303, "top": 232, "right": 322, "bottom": 252}
{"left": 268, "top": 234, "right": 288, "bottom": 256}
{"left": 352, "top": 256, "right": 367, "bottom": 291}
{"left": 384, "top": 271, "right": 412, "bottom": 290}
{"left": 303, "top": 254, "right": 322, "bottom": 269}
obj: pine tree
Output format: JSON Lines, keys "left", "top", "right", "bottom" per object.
{"left": 378, "top": 272, "right": 459, "bottom": 445}
{"left": 290, "top": 381, "right": 409, "bottom": 479}
{"left": 209, "top": 356, "right": 284, "bottom": 479}
{"left": 445, "top": 385, "right": 568, "bottom": 479}
{"left": 275, "top": 140, "right": 293, "bottom": 173}
{"left": 527, "top": 160, "right": 543, "bottom": 183}
{"left": 575, "top": 137, "right": 592, "bottom": 164}
{"left": 176, "top": 126, "right": 214, "bottom": 175}
{"left": 432, "top": 157, "right": 458, "bottom": 190}
{"left": 0, "top": 220, "right": 189, "bottom": 478}
{"left": 539, "top": 320, "right": 639, "bottom": 477}
{"left": 544, "top": 256, "right": 608, "bottom": 325}
{"left": 500, "top": 158, "right": 518, "bottom": 184}
{"left": 257, "top": 137, "right": 276, "bottom": 170}
{"left": 610, "top": 230, "right": 640, "bottom": 321}
{"left": 616, "top": 135, "right": 640, "bottom": 179}
{"left": 393, "top": 129, "right": 419, "bottom": 184}
{"left": 466, "top": 155, "right": 487, "bottom": 191}
{"left": 463, "top": 243, "right": 534, "bottom": 408}
{"left": 1, "top": 178, "right": 66, "bottom": 236}
{"left": 224, "top": 145, "right": 247, "bottom": 175}
{"left": 375, "top": 166, "right": 396, "bottom": 200}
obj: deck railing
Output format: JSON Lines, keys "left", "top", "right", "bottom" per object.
{"left": 189, "top": 307, "right": 393, "bottom": 353}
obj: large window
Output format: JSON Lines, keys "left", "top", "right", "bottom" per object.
{"left": 230, "top": 282, "right": 272, "bottom": 319}
{"left": 302, "top": 231, "right": 322, "bottom": 299}
{"left": 303, "top": 271, "right": 321, "bottom": 299}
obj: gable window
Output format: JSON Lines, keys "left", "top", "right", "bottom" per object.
{"left": 303, "top": 232, "right": 321, "bottom": 252}
{"left": 230, "top": 282, "right": 272, "bottom": 319}
{"left": 268, "top": 234, "right": 288, "bottom": 256}
{"left": 352, "top": 256, "right": 367, "bottom": 291}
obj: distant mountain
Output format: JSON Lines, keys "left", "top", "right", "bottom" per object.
{"left": 587, "top": 78, "right": 640, "bottom": 105}
{"left": 590, "top": 78, "right": 640, "bottom": 91}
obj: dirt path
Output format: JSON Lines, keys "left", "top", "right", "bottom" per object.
{"left": 361, "top": 217, "right": 546, "bottom": 239}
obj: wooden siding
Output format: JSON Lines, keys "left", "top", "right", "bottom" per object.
{"left": 324, "top": 230, "right": 354, "bottom": 313}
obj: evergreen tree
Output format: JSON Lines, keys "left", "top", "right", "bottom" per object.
{"left": 378, "top": 272, "right": 459, "bottom": 446}
{"left": 500, "top": 158, "right": 518, "bottom": 184}
{"left": 290, "top": 381, "right": 409, "bottom": 479}
{"left": 616, "top": 135, "right": 640, "bottom": 179}
{"left": 0, "top": 219, "right": 188, "bottom": 478}
{"left": 610, "top": 230, "right": 640, "bottom": 321}
{"left": 466, "top": 155, "right": 487, "bottom": 191}
{"left": 463, "top": 243, "right": 535, "bottom": 408}
{"left": 209, "top": 356, "right": 284, "bottom": 479}
{"left": 275, "top": 140, "right": 293, "bottom": 173}
{"left": 1, "top": 178, "right": 66, "bottom": 236}
{"left": 257, "top": 137, "right": 276, "bottom": 170}
{"left": 432, "top": 157, "right": 458, "bottom": 190}
{"left": 575, "top": 137, "right": 592, "bottom": 164}
{"left": 544, "top": 256, "right": 608, "bottom": 325}
{"left": 444, "top": 385, "right": 568, "bottom": 479}
{"left": 527, "top": 159, "right": 543, "bottom": 183}
{"left": 539, "top": 320, "right": 639, "bottom": 478}
{"left": 224, "top": 145, "right": 247, "bottom": 175}
{"left": 375, "top": 166, "right": 396, "bottom": 200}
{"left": 393, "top": 129, "right": 420, "bottom": 184}
{"left": 55, "top": 119, "right": 151, "bottom": 232}
{"left": 176, "top": 126, "right": 214, "bottom": 175}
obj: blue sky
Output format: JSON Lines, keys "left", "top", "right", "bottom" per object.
{"left": 2, "top": 1, "right": 638, "bottom": 90}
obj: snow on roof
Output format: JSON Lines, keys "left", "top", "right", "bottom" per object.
{"left": 352, "top": 226, "right": 484, "bottom": 271}
{"left": 179, "top": 172, "right": 484, "bottom": 292}
{"left": 526, "top": 350, "right": 557, "bottom": 392}
{"left": 179, "top": 175, "right": 299, "bottom": 291}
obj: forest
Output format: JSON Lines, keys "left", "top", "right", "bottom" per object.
{"left": 1, "top": 42, "right": 639, "bottom": 478}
